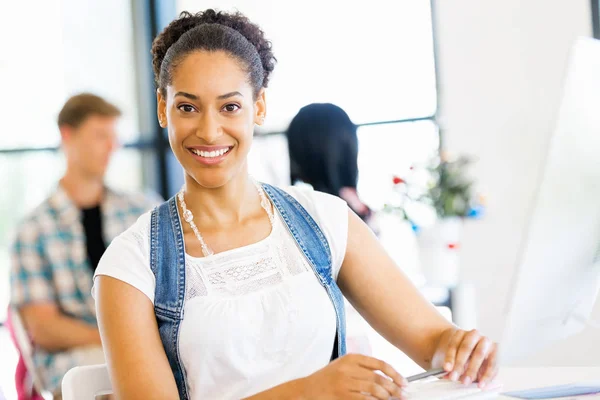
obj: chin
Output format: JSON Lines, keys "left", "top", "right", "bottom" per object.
{"left": 190, "top": 171, "right": 233, "bottom": 189}
{"left": 189, "top": 165, "right": 248, "bottom": 190}
{"left": 86, "top": 168, "right": 107, "bottom": 182}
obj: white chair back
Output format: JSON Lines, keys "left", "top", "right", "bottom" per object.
{"left": 61, "top": 364, "right": 112, "bottom": 400}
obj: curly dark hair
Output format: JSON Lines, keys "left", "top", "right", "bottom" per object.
{"left": 151, "top": 9, "right": 276, "bottom": 97}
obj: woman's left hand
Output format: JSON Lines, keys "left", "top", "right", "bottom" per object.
{"left": 433, "top": 328, "right": 499, "bottom": 388}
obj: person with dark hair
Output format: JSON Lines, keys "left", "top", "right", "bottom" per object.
{"left": 94, "top": 9, "right": 498, "bottom": 400}
{"left": 9, "top": 93, "right": 160, "bottom": 399}
{"left": 287, "top": 103, "right": 376, "bottom": 228}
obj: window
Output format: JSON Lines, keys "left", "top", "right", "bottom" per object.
{"left": 357, "top": 120, "right": 440, "bottom": 210}
{"left": 0, "top": 0, "right": 146, "bottom": 321}
{"left": 0, "top": 0, "right": 141, "bottom": 148}
{"left": 177, "top": 0, "right": 437, "bottom": 130}
{"left": 593, "top": 0, "right": 600, "bottom": 39}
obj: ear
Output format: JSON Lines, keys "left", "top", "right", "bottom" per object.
{"left": 156, "top": 89, "right": 167, "bottom": 128}
{"left": 59, "top": 125, "right": 73, "bottom": 143}
{"left": 253, "top": 88, "right": 267, "bottom": 126}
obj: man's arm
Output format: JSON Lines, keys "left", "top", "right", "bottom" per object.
{"left": 19, "top": 304, "right": 101, "bottom": 352}
{"left": 10, "top": 220, "right": 101, "bottom": 352}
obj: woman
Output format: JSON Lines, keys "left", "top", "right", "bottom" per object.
{"left": 287, "top": 103, "right": 377, "bottom": 231}
{"left": 94, "top": 9, "right": 498, "bottom": 400}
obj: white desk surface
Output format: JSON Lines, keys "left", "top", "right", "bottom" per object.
{"left": 495, "top": 367, "right": 600, "bottom": 398}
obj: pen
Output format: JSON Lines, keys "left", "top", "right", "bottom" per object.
{"left": 406, "top": 367, "right": 447, "bottom": 383}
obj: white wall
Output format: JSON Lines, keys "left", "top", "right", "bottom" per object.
{"left": 433, "top": 0, "right": 600, "bottom": 365}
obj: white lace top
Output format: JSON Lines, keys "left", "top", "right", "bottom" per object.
{"left": 93, "top": 186, "right": 349, "bottom": 399}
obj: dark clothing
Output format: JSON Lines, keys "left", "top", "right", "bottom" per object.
{"left": 81, "top": 205, "right": 106, "bottom": 272}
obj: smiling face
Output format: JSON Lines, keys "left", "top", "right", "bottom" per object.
{"left": 157, "top": 50, "right": 266, "bottom": 189}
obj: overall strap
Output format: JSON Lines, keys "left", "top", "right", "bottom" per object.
{"left": 150, "top": 197, "right": 190, "bottom": 399}
{"left": 262, "top": 183, "right": 347, "bottom": 358}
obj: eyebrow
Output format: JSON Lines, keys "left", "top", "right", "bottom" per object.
{"left": 174, "top": 91, "right": 199, "bottom": 100}
{"left": 174, "top": 91, "right": 244, "bottom": 101}
{"left": 217, "top": 91, "right": 243, "bottom": 100}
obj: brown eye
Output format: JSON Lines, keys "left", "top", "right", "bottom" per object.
{"left": 223, "top": 104, "right": 240, "bottom": 112}
{"left": 178, "top": 104, "right": 196, "bottom": 113}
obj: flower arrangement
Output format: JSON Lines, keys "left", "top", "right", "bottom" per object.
{"left": 385, "top": 152, "right": 486, "bottom": 232}
{"left": 424, "top": 153, "right": 485, "bottom": 219}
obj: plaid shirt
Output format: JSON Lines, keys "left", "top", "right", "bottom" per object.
{"left": 10, "top": 184, "right": 160, "bottom": 393}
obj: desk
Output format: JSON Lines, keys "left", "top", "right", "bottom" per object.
{"left": 495, "top": 367, "right": 600, "bottom": 398}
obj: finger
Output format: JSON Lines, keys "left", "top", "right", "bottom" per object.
{"left": 453, "top": 330, "right": 481, "bottom": 379}
{"left": 444, "top": 330, "right": 465, "bottom": 380}
{"left": 478, "top": 343, "right": 499, "bottom": 387}
{"left": 463, "top": 337, "right": 492, "bottom": 385}
{"left": 352, "top": 369, "right": 404, "bottom": 398}
{"left": 347, "top": 394, "right": 378, "bottom": 400}
{"left": 355, "top": 355, "right": 408, "bottom": 387}
{"left": 351, "top": 380, "right": 394, "bottom": 400}
{"left": 458, "top": 360, "right": 470, "bottom": 383}
{"left": 480, "top": 344, "right": 499, "bottom": 383}
{"left": 477, "top": 357, "right": 489, "bottom": 383}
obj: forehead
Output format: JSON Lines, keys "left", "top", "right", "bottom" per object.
{"left": 168, "top": 50, "right": 252, "bottom": 96}
{"left": 78, "top": 114, "right": 118, "bottom": 131}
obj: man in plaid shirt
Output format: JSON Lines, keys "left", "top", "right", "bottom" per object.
{"left": 10, "top": 93, "right": 160, "bottom": 398}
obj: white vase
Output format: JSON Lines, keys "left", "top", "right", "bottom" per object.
{"left": 417, "top": 216, "right": 462, "bottom": 288}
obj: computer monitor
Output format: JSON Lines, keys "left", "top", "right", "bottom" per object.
{"left": 500, "top": 36, "right": 600, "bottom": 364}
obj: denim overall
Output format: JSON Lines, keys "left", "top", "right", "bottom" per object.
{"left": 149, "top": 183, "right": 347, "bottom": 399}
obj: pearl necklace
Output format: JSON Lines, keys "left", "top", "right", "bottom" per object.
{"left": 177, "top": 180, "right": 274, "bottom": 257}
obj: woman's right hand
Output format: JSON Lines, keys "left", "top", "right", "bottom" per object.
{"left": 299, "top": 354, "right": 409, "bottom": 399}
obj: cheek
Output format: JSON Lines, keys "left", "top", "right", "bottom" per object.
{"left": 168, "top": 125, "right": 194, "bottom": 156}
{"left": 231, "top": 124, "right": 254, "bottom": 146}
{"left": 228, "top": 114, "right": 256, "bottom": 145}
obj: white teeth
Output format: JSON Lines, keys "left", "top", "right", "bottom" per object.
{"left": 191, "top": 148, "right": 230, "bottom": 158}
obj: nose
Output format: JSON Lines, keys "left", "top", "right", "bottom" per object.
{"left": 195, "top": 110, "right": 223, "bottom": 144}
